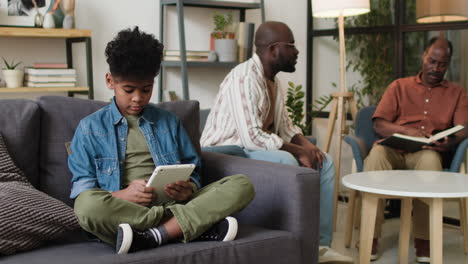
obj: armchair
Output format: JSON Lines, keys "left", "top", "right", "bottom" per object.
{"left": 343, "top": 106, "right": 468, "bottom": 247}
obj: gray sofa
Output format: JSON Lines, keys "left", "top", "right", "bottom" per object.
{"left": 0, "top": 96, "right": 320, "bottom": 264}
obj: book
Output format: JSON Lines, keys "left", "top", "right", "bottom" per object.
{"left": 25, "top": 67, "right": 76, "bottom": 75}
{"left": 32, "top": 63, "right": 68, "bottom": 69}
{"left": 379, "top": 125, "right": 465, "bottom": 152}
{"left": 245, "top": 23, "right": 255, "bottom": 59}
{"left": 25, "top": 75, "right": 77, "bottom": 82}
{"left": 25, "top": 82, "right": 76, "bottom": 87}
{"left": 237, "top": 22, "right": 246, "bottom": 62}
{"left": 236, "top": 22, "right": 255, "bottom": 62}
{"left": 164, "top": 50, "right": 211, "bottom": 57}
{"left": 163, "top": 55, "right": 210, "bottom": 62}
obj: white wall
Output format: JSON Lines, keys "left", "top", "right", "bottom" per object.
{"left": 0, "top": 0, "right": 308, "bottom": 106}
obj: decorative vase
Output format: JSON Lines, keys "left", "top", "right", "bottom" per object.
{"left": 214, "top": 39, "right": 238, "bottom": 62}
{"left": 43, "top": 12, "right": 56, "bottom": 28}
{"left": 3, "top": 70, "right": 24, "bottom": 88}
{"left": 60, "top": 0, "right": 75, "bottom": 29}
{"left": 34, "top": 12, "right": 44, "bottom": 27}
{"left": 46, "top": 0, "right": 64, "bottom": 28}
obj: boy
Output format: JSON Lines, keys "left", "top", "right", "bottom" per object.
{"left": 68, "top": 27, "right": 255, "bottom": 254}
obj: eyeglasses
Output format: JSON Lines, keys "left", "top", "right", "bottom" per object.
{"left": 267, "top": 42, "right": 296, "bottom": 48}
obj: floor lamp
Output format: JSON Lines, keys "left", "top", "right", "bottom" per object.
{"left": 416, "top": 0, "right": 468, "bottom": 38}
{"left": 311, "top": 0, "right": 370, "bottom": 230}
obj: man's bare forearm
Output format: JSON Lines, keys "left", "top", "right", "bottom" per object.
{"left": 280, "top": 141, "right": 303, "bottom": 157}
{"left": 373, "top": 118, "right": 407, "bottom": 138}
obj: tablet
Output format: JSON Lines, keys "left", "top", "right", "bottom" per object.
{"left": 146, "top": 164, "right": 196, "bottom": 203}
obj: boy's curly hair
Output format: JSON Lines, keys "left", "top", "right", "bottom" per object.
{"left": 105, "top": 26, "right": 164, "bottom": 79}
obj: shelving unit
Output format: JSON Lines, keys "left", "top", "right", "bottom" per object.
{"left": 158, "top": 0, "right": 265, "bottom": 101}
{"left": 0, "top": 27, "right": 93, "bottom": 99}
{"left": 0, "top": 87, "right": 88, "bottom": 93}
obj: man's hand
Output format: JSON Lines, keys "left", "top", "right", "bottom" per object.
{"left": 424, "top": 136, "right": 458, "bottom": 152}
{"left": 401, "top": 126, "right": 431, "bottom": 138}
{"left": 284, "top": 134, "right": 327, "bottom": 170}
{"left": 111, "top": 179, "right": 155, "bottom": 206}
{"left": 165, "top": 180, "right": 193, "bottom": 202}
{"left": 301, "top": 144, "right": 326, "bottom": 169}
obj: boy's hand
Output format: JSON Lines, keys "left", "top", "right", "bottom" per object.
{"left": 165, "top": 180, "right": 193, "bottom": 202}
{"left": 112, "top": 179, "right": 155, "bottom": 206}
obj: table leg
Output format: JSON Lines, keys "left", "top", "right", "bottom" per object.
{"left": 359, "top": 192, "right": 379, "bottom": 264}
{"left": 399, "top": 198, "right": 412, "bottom": 264}
{"left": 344, "top": 189, "right": 357, "bottom": 248}
{"left": 429, "top": 198, "right": 443, "bottom": 264}
{"left": 462, "top": 198, "right": 468, "bottom": 254}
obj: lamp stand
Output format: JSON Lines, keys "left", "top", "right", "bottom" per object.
{"left": 323, "top": 13, "right": 358, "bottom": 230}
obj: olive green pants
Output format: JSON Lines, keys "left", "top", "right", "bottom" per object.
{"left": 364, "top": 145, "right": 443, "bottom": 240}
{"left": 74, "top": 174, "right": 255, "bottom": 245}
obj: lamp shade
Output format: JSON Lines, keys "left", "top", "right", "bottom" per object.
{"left": 417, "top": 0, "right": 468, "bottom": 23}
{"left": 312, "top": 0, "right": 370, "bottom": 18}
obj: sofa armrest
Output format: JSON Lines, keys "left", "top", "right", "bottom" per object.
{"left": 344, "top": 135, "right": 369, "bottom": 172}
{"left": 201, "top": 151, "right": 320, "bottom": 264}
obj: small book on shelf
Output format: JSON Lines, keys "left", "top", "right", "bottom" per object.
{"left": 163, "top": 55, "right": 209, "bottom": 62}
{"left": 32, "top": 63, "right": 68, "bottom": 69}
{"left": 378, "top": 125, "right": 465, "bottom": 152}
{"left": 25, "top": 67, "right": 76, "bottom": 75}
{"left": 25, "top": 75, "right": 77, "bottom": 82}
{"left": 25, "top": 82, "right": 76, "bottom": 87}
{"left": 164, "top": 50, "right": 211, "bottom": 57}
{"left": 237, "top": 22, "right": 255, "bottom": 62}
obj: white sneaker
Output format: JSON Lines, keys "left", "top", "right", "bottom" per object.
{"left": 319, "top": 246, "right": 354, "bottom": 263}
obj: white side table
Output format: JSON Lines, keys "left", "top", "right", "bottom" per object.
{"left": 342, "top": 170, "right": 468, "bottom": 264}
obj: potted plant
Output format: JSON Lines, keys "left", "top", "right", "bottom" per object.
{"left": 2, "top": 58, "right": 23, "bottom": 88}
{"left": 211, "top": 12, "right": 237, "bottom": 62}
{"left": 286, "top": 81, "right": 332, "bottom": 135}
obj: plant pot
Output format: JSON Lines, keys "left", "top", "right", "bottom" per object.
{"left": 3, "top": 69, "right": 24, "bottom": 88}
{"left": 215, "top": 39, "right": 238, "bottom": 62}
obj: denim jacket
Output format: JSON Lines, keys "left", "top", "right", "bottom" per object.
{"left": 68, "top": 98, "right": 201, "bottom": 199}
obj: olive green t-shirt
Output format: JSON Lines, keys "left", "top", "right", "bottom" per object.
{"left": 122, "top": 115, "right": 155, "bottom": 186}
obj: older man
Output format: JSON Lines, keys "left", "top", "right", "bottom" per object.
{"left": 201, "top": 21, "right": 352, "bottom": 263}
{"left": 365, "top": 37, "right": 468, "bottom": 262}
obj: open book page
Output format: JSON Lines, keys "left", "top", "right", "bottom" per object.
{"left": 379, "top": 125, "right": 465, "bottom": 152}
{"left": 429, "top": 124, "right": 465, "bottom": 142}
{"left": 391, "top": 134, "right": 431, "bottom": 143}
{"left": 392, "top": 124, "right": 464, "bottom": 143}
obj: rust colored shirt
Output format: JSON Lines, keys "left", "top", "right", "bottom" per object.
{"left": 373, "top": 72, "right": 468, "bottom": 134}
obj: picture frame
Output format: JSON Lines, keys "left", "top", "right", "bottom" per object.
{"left": 0, "top": 0, "right": 51, "bottom": 27}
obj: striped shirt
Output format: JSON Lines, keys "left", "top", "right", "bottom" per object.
{"left": 201, "top": 54, "right": 302, "bottom": 150}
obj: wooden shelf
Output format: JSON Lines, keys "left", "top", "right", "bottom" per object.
{"left": 0, "top": 27, "right": 91, "bottom": 38}
{"left": 162, "top": 61, "right": 239, "bottom": 68}
{"left": 161, "top": 0, "right": 261, "bottom": 9}
{"left": 0, "top": 87, "right": 89, "bottom": 93}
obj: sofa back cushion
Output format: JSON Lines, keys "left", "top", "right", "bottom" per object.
{"left": 0, "top": 99, "right": 40, "bottom": 187}
{"left": 38, "top": 96, "right": 108, "bottom": 206}
{"left": 37, "top": 96, "right": 200, "bottom": 206}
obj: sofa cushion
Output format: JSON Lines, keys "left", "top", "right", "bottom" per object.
{"left": 0, "top": 99, "right": 40, "bottom": 187}
{"left": 156, "top": 100, "right": 201, "bottom": 155}
{"left": 0, "top": 225, "right": 300, "bottom": 264}
{"left": 0, "top": 134, "right": 80, "bottom": 256}
{"left": 37, "top": 96, "right": 201, "bottom": 206}
{"left": 37, "top": 96, "right": 108, "bottom": 206}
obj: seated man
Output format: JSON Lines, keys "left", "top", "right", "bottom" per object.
{"left": 201, "top": 21, "right": 352, "bottom": 263}
{"left": 68, "top": 27, "right": 255, "bottom": 254}
{"left": 364, "top": 37, "right": 468, "bottom": 262}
